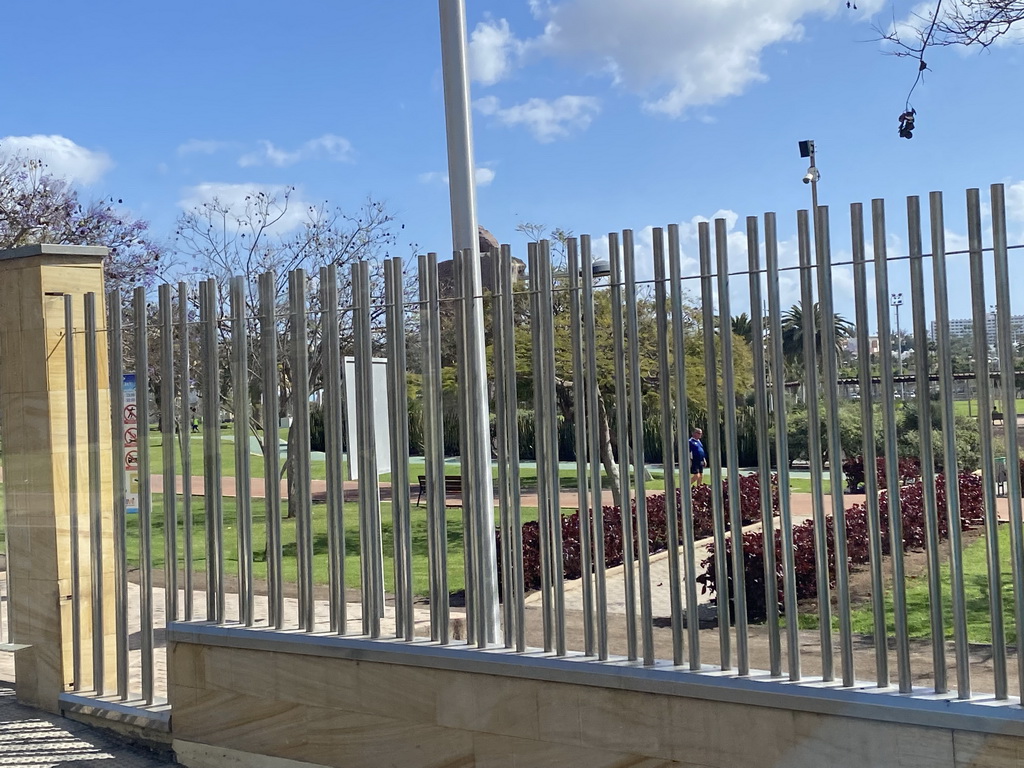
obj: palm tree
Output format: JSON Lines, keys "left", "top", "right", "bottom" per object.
{"left": 780, "top": 303, "right": 854, "bottom": 374}
{"left": 731, "top": 313, "right": 754, "bottom": 344}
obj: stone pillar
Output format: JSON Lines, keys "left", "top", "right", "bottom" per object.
{"left": 0, "top": 244, "right": 117, "bottom": 712}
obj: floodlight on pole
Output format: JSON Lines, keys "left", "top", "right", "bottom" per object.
{"left": 891, "top": 292, "right": 904, "bottom": 398}
{"left": 438, "top": 0, "right": 500, "bottom": 643}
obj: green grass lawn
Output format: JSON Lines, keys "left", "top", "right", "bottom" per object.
{"left": 797, "top": 524, "right": 1018, "bottom": 645}
{"left": 144, "top": 426, "right": 668, "bottom": 492}
{"left": 847, "top": 524, "right": 1018, "bottom": 645}
{"left": 953, "top": 398, "right": 1024, "bottom": 420}
{"left": 786, "top": 476, "right": 832, "bottom": 495}
{"left": 128, "top": 493, "right": 548, "bottom": 597}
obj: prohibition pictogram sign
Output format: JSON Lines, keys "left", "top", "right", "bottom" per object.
{"left": 123, "top": 403, "right": 137, "bottom": 424}
{"left": 125, "top": 449, "right": 138, "bottom": 469}
{"left": 123, "top": 427, "right": 138, "bottom": 446}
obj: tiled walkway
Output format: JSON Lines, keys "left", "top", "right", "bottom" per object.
{"left": 0, "top": 687, "right": 176, "bottom": 767}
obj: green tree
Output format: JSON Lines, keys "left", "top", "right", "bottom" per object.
{"left": 780, "top": 303, "right": 855, "bottom": 377}
{"left": 731, "top": 313, "right": 754, "bottom": 344}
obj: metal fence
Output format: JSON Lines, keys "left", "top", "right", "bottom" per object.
{"left": 32, "top": 183, "right": 1024, "bottom": 711}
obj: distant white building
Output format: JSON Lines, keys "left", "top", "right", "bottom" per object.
{"left": 931, "top": 313, "right": 1024, "bottom": 343}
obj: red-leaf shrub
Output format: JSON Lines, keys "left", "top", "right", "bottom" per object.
{"left": 497, "top": 473, "right": 778, "bottom": 593}
{"left": 698, "top": 473, "right": 985, "bottom": 622}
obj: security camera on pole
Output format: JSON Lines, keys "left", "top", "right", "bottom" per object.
{"left": 799, "top": 140, "right": 820, "bottom": 212}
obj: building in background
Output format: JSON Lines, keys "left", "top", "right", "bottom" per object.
{"left": 931, "top": 313, "right": 1024, "bottom": 343}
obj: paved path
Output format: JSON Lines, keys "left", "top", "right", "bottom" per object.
{"left": 0, "top": 686, "right": 176, "bottom": 767}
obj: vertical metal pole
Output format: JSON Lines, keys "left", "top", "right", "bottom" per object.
{"left": 764, "top": 214, "right": 800, "bottom": 680}
{"left": 462, "top": 246, "right": 498, "bottom": 649}
{"left": 321, "top": 265, "right": 347, "bottom": 635}
{"left": 653, "top": 228, "right": 684, "bottom": 666}
{"left": 453, "top": 251, "right": 477, "bottom": 645}
{"left": 386, "top": 258, "right": 414, "bottom": 641}
{"left": 539, "top": 241, "right": 566, "bottom": 656}
{"left": 493, "top": 247, "right": 516, "bottom": 648}
{"left": 259, "top": 272, "right": 284, "bottom": 630}
{"left": 230, "top": 277, "right": 254, "bottom": 627}
{"left": 813, "top": 208, "right": 854, "bottom": 686}
{"left": 872, "top": 199, "right": 912, "bottom": 692}
{"left": 65, "top": 297, "right": 82, "bottom": 692}
{"left": 668, "top": 224, "right": 701, "bottom": 670}
{"left": 929, "top": 191, "right": 971, "bottom": 697}
{"left": 290, "top": 270, "right": 315, "bottom": 632}
{"left": 529, "top": 243, "right": 554, "bottom": 653}
{"left": 107, "top": 291, "right": 128, "bottom": 698}
{"left": 133, "top": 287, "right": 155, "bottom": 703}
{"left": 420, "top": 254, "right": 449, "bottom": 643}
{"left": 177, "top": 283, "right": 194, "bottom": 623}
{"left": 438, "top": 0, "right": 500, "bottom": 642}
{"left": 199, "top": 279, "right": 225, "bottom": 624}
{"left": 623, "top": 230, "right": 655, "bottom": 665}
{"left": 992, "top": 183, "right": 1024, "bottom": 700}
{"left": 797, "top": 209, "right": 833, "bottom": 682}
{"left": 84, "top": 293, "right": 105, "bottom": 695}
{"left": 567, "top": 238, "right": 595, "bottom": 656}
{"left": 699, "top": 221, "right": 729, "bottom": 669}
{"left": 354, "top": 262, "right": 384, "bottom": 637}
{"left": 746, "top": 216, "right": 781, "bottom": 678}
{"left": 581, "top": 236, "right": 609, "bottom": 661}
{"left": 609, "top": 233, "right": 638, "bottom": 661}
{"left": 502, "top": 247, "right": 526, "bottom": 654}
{"left": 715, "top": 219, "right": 749, "bottom": 675}
{"left": 850, "top": 203, "right": 889, "bottom": 688}
{"left": 907, "top": 196, "right": 946, "bottom": 692}
{"left": 159, "top": 285, "right": 179, "bottom": 625}
{"left": 966, "top": 188, "right": 1007, "bottom": 699}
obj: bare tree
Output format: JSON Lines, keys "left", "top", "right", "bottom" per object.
{"left": 174, "top": 187, "right": 401, "bottom": 515}
{"left": 877, "top": 1, "right": 1024, "bottom": 137}
{"left": 880, "top": 0, "right": 1024, "bottom": 52}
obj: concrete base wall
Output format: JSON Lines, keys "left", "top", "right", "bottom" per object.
{"left": 168, "top": 627, "right": 1024, "bottom": 768}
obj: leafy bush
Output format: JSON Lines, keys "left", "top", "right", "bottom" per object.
{"left": 698, "top": 473, "right": 985, "bottom": 622}
{"left": 841, "top": 456, "right": 921, "bottom": 493}
{"left": 309, "top": 403, "right": 325, "bottom": 452}
{"left": 498, "top": 472, "right": 777, "bottom": 592}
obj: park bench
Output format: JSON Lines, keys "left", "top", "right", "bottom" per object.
{"left": 416, "top": 475, "right": 463, "bottom": 507}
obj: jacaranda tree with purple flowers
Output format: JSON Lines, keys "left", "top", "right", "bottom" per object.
{"left": 0, "top": 154, "right": 163, "bottom": 293}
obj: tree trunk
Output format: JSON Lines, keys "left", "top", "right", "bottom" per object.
{"left": 283, "top": 418, "right": 297, "bottom": 519}
{"left": 596, "top": 394, "right": 622, "bottom": 509}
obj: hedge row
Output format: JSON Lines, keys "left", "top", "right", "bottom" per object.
{"left": 697, "top": 473, "right": 986, "bottom": 622}
{"left": 498, "top": 473, "right": 778, "bottom": 592}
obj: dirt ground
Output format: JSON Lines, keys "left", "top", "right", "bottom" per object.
{"left": 514, "top": 525, "right": 1018, "bottom": 697}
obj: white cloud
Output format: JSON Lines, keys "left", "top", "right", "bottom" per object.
{"left": 476, "top": 1, "right": 885, "bottom": 118}
{"left": 178, "top": 182, "right": 310, "bottom": 232}
{"left": 474, "top": 95, "right": 600, "bottom": 141}
{"left": 0, "top": 135, "right": 112, "bottom": 184}
{"left": 418, "top": 167, "right": 497, "bottom": 187}
{"left": 1006, "top": 181, "right": 1024, "bottom": 222}
{"left": 177, "top": 139, "right": 228, "bottom": 156}
{"left": 476, "top": 167, "right": 497, "bottom": 186}
{"left": 469, "top": 18, "right": 524, "bottom": 85}
{"left": 238, "top": 134, "right": 354, "bottom": 168}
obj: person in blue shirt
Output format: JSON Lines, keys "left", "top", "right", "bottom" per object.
{"left": 688, "top": 428, "right": 706, "bottom": 486}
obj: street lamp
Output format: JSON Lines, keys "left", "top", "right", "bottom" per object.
{"left": 438, "top": 0, "right": 500, "bottom": 643}
{"left": 891, "top": 293, "right": 904, "bottom": 399}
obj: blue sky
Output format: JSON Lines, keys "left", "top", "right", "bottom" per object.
{"left": 3, "top": 1, "right": 1023, "bottom": 327}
